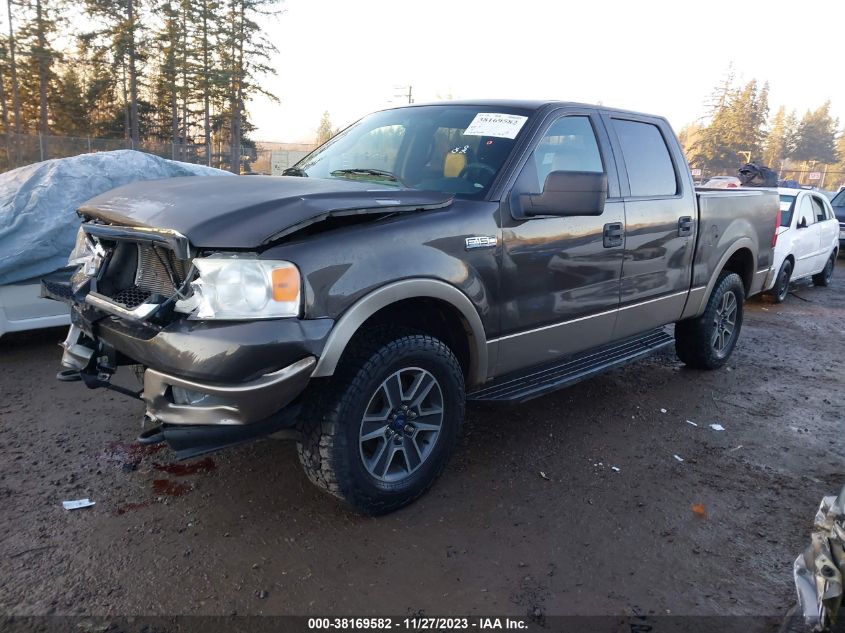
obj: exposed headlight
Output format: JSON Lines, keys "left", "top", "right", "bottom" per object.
{"left": 181, "top": 257, "right": 301, "bottom": 320}
{"left": 67, "top": 226, "right": 104, "bottom": 275}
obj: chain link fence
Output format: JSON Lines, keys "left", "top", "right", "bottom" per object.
{"left": 0, "top": 133, "right": 316, "bottom": 175}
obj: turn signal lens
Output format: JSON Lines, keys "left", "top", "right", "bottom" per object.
{"left": 272, "top": 267, "right": 299, "bottom": 302}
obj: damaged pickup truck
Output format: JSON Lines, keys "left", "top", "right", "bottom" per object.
{"left": 44, "top": 101, "right": 780, "bottom": 514}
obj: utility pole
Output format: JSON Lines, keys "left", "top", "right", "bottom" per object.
{"left": 393, "top": 85, "right": 413, "bottom": 104}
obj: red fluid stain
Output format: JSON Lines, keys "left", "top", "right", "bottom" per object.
{"left": 115, "top": 500, "right": 154, "bottom": 515}
{"left": 101, "top": 441, "right": 166, "bottom": 465}
{"left": 153, "top": 456, "right": 216, "bottom": 476}
{"left": 152, "top": 479, "right": 192, "bottom": 496}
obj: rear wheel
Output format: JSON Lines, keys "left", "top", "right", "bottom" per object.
{"left": 770, "top": 259, "right": 792, "bottom": 303}
{"left": 812, "top": 253, "right": 835, "bottom": 287}
{"left": 296, "top": 327, "right": 465, "bottom": 515}
{"left": 675, "top": 272, "right": 745, "bottom": 370}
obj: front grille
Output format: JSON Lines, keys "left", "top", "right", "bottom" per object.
{"left": 134, "top": 244, "right": 188, "bottom": 296}
{"left": 111, "top": 286, "right": 152, "bottom": 309}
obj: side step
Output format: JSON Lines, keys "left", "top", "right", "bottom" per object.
{"left": 468, "top": 328, "right": 674, "bottom": 403}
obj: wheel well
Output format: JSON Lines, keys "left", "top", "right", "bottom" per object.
{"left": 722, "top": 248, "right": 754, "bottom": 293}
{"left": 346, "top": 298, "right": 473, "bottom": 380}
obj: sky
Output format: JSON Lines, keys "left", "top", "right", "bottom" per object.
{"left": 250, "top": 0, "right": 845, "bottom": 143}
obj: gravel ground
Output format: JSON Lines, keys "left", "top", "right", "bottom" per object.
{"left": 1, "top": 261, "right": 843, "bottom": 624}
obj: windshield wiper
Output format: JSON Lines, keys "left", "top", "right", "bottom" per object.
{"left": 330, "top": 168, "right": 407, "bottom": 186}
{"left": 282, "top": 167, "right": 308, "bottom": 177}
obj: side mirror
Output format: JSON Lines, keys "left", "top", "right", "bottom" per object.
{"left": 797, "top": 217, "right": 807, "bottom": 229}
{"left": 521, "top": 170, "right": 607, "bottom": 217}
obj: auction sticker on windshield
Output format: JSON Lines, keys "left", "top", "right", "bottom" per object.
{"left": 464, "top": 113, "right": 528, "bottom": 139}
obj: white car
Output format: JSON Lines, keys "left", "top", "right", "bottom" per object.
{"left": 0, "top": 273, "right": 71, "bottom": 338}
{"left": 765, "top": 188, "right": 839, "bottom": 302}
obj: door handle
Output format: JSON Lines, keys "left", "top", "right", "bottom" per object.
{"left": 678, "top": 216, "right": 693, "bottom": 237}
{"left": 603, "top": 222, "right": 623, "bottom": 248}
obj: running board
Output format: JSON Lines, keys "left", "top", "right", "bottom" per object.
{"left": 468, "top": 328, "right": 674, "bottom": 403}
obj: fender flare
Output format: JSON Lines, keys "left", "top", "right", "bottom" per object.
{"left": 311, "top": 279, "right": 489, "bottom": 386}
{"left": 685, "top": 237, "right": 758, "bottom": 318}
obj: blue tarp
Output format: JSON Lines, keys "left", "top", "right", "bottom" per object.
{"left": 0, "top": 150, "right": 232, "bottom": 285}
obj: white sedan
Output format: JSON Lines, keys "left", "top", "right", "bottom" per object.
{"left": 765, "top": 188, "right": 839, "bottom": 302}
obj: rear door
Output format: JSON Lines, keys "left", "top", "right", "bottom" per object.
{"left": 602, "top": 114, "right": 697, "bottom": 338}
{"left": 792, "top": 193, "right": 821, "bottom": 278}
{"left": 811, "top": 195, "right": 837, "bottom": 267}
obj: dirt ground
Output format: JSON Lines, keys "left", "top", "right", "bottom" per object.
{"left": 1, "top": 262, "right": 843, "bottom": 624}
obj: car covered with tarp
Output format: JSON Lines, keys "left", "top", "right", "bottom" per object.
{"left": 0, "top": 150, "right": 231, "bottom": 336}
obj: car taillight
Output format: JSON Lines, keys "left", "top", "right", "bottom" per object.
{"left": 773, "top": 209, "right": 781, "bottom": 247}
{"left": 727, "top": 183, "right": 738, "bottom": 188}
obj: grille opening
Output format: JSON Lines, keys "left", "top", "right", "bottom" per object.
{"left": 99, "top": 241, "right": 190, "bottom": 309}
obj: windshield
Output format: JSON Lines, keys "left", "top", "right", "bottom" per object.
{"left": 832, "top": 189, "right": 845, "bottom": 216}
{"left": 779, "top": 195, "right": 796, "bottom": 227}
{"left": 290, "top": 105, "right": 532, "bottom": 199}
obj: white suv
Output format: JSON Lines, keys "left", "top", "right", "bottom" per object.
{"left": 765, "top": 188, "right": 839, "bottom": 302}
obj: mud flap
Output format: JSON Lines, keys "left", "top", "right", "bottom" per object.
{"left": 161, "top": 402, "right": 302, "bottom": 460}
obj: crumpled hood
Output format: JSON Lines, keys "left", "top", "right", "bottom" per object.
{"left": 78, "top": 176, "right": 454, "bottom": 249}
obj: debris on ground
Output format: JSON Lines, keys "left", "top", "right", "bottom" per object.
{"left": 691, "top": 503, "right": 707, "bottom": 518}
{"left": 611, "top": 466, "right": 621, "bottom": 473}
{"left": 790, "top": 483, "right": 845, "bottom": 631}
{"left": 62, "top": 499, "right": 95, "bottom": 510}
{"left": 660, "top": 408, "right": 668, "bottom": 413}
{"left": 673, "top": 455, "right": 684, "bottom": 462}
{"left": 709, "top": 424, "right": 725, "bottom": 431}
{"left": 539, "top": 471, "right": 550, "bottom": 481}
{"left": 686, "top": 420, "right": 698, "bottom": 427}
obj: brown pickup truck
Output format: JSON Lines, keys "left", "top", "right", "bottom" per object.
{"left": 45, "top": 100, "right": 780, "bottom": 514}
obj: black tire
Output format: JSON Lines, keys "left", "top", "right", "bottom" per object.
{"left": 812, "top": 253, "right": 835, "bottom": 287}
{"left": 675, "top": 271, "right": 745, "bottom": 370}
{"left": 769, "top": 259, "right": 792, "bottom": 303}
{"left": 296, "top": 327, "right": 465, "bottom": 515}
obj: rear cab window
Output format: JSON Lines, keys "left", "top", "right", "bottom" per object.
{"left": 610, "top": 119, "right": 679, "bottom": 197}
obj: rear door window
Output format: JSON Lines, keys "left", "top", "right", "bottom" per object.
{"left": 811, "top": 196, "right": 829, "bottom": 222}
{"left": 611, "top": 119, "right": 678, "bottom": 197}
{"left": 779, "top": 195, "right": 795, "bottom": 227}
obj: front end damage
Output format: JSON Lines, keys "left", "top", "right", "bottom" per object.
{"left": 791, "top": 484, "right": 845, "bottom": 631}
{"left": 42, "top": 223, "right": 329, "bottom": 459}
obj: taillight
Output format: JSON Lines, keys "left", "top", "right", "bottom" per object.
{"left": 727, "top": 183, "right": 738, "bottom": 188}
{"left": 772, "top": 209, "right": 781, "bottom": 247}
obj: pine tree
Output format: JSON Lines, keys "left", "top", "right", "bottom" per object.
{"left": 84, "top": 0, "right": 147, "bottom": 144}
{"left": 762, "top": 106, "right": 796, "bottom": 169}
{"left": 50, "top": 66, "right": 88, "bottom": 135}
{"left": 5, "top": 0, "right": 22, "bottom": 133}
{"left": 316, "top": 111, "right": 333, "bottom": 145}
{"left": 792, "top": 102, "right": 839, "bottom": 164}
{"left": 219, "top": 0, "right": 281, "bottom": 173}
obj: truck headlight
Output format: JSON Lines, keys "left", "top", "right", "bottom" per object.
{"left": 184, "top": 258, "right": 301, "bottom": 320}
{"left": 67, "top": 226, "right": 103, "bottom": 275}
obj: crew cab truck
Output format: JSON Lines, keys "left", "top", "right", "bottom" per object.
{"left": 44, "top": 101, "right": 780, "bottom": 514}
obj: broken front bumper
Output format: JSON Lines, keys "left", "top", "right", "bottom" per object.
{"left": 45, "top": 270, "right": 332, "bottom": 457}
{"left": 143, "top": 356, "right": 315, "bottom": 426}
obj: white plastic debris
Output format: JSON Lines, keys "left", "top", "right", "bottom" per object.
{"left": 686, "top": 420, "right": 698, "bottom": 427}
{"left": 62, "top": 498, "right": 95, "bottom": 510}
{"left": 611, "top": 466, "right": 621, "bottom": 473}
{"left": 709, "top": 424, "right": 725, "bottom": 431}
{"left": 673, "top": 454, "right": 685, "bottom": 462}
{"left": 660, "top": 408, "right": 668, "bottom": 413}
{"left": 539, "top": 471, "right": 550, "bottom": 481}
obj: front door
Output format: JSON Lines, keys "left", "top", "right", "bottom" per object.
{"left": 495, "top": 111, "right": 624, "bottom": 376}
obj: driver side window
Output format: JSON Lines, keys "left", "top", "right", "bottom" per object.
{"left": 514, "top": 116, "right": 603, "bottom": 195}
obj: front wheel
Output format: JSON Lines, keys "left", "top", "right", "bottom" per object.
{"left": 675, "top": 272, "right": 745, "bottom": 370}
{"left": 296, "top": 328, "right": 465, "bottom": 515}
{"left": 812, "top": 253, "right": 835, "bottom": 287}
